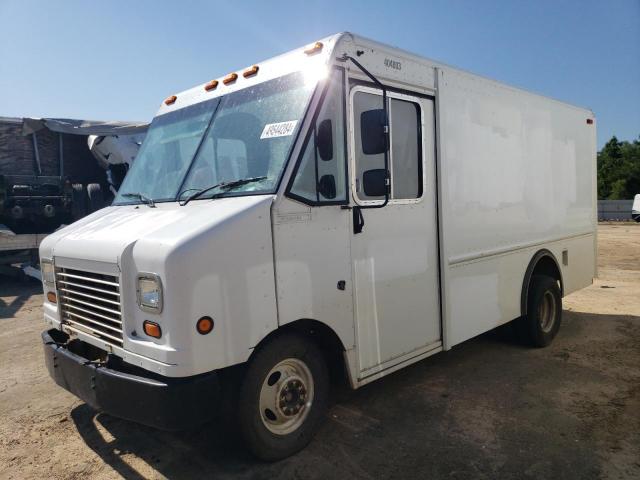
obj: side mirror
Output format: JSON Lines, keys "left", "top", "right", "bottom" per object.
{"left": 316, "top": 119, "right": 333, "bottom": 161}
{"left": 362, "top": 169, "right": 388, "bottom": 197}
{"left": 318, "top": 174, "right": 336, "bottom": 199}
{"left": 360, "top": 109, "right": 387, "bottom": 155}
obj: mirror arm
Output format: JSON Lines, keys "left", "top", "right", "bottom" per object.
{"left": 338, "top": 54, "right": 390, "bottom": 209}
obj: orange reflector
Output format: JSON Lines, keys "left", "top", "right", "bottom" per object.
{"left": 47, "top": 291, "right": 57, "bottom": 304}
{"left": 586, "top": 118, "right": 594, "bottom": 125}
{"left": 243, "top": 65, "right": 259, "bottom": 78}
{"left": 143, "top": 320, "right": 162, "bottom": 339}
{"left": 223, "top": 73, "right": 238, "bottom": 85}
{"left": 304, "top": 41, "right": 323, "bottom": 55}
{"left": 196, "top": 316, "right": 214, "bottom": 335}
{"left": 164, "top": 95, "right": 177, "bottom": 106}
{"left": 204, "top": 79, "right": 218, "bottom": 91}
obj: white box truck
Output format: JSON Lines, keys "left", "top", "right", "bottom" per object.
{"left": 40, "top": 32, "right": 597, "bottom": 460}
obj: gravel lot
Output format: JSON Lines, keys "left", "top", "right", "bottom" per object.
{"left": 1, "top": 223, "right": 639, "bottom": 480}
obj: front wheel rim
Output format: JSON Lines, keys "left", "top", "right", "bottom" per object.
{"left": 259, "top": 358, "right": 314, "bottom": 435}
{"left": 539, "top": 290, "right": 557, "bottom": 333}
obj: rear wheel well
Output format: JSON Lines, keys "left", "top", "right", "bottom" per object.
{"left": 521, "top": 250, "right": 563, "bottom": 316}
{"left": 253, "top": 320, "right": 348, "bottom": 387}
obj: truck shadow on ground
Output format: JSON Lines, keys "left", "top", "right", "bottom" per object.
{"left": 70, "top": 404, "right": 252, "bottom": 480}
{"left": 69, "top": 310, "right": 639, "bottom": 480}
{"left": 0, "top": 277, "right": 42, "bottom": 319}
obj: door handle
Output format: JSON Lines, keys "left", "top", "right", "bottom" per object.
{"left": 341, "top": 205, "right": 365, "bottom": 234}
{"left": 353, "top": 206, "right": 364, "bottom": 234}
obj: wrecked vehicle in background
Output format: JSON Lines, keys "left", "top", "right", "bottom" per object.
{"left": 0, "top": 117, "right": 146, "bottom": 234}
{"left": 0, "top": 116, "right": 146, "bottom": 278}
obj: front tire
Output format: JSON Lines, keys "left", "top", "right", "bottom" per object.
{"left": 518, "top": 274, "right": 562, "bottom": 347}
{"left": 237, "top": 333, "right": 329, "bottom": 461}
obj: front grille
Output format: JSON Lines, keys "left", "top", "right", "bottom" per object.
{"left": 56, "top": 267, "right": 123, "bottom": 348}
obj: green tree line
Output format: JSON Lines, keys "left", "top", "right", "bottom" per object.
{"left": 598, "top": 135, "right": 640, "bottom": 200}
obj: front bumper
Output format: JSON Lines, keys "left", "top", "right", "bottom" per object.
{"left": 42, "top": 329, "right": 221, "bottom": 431}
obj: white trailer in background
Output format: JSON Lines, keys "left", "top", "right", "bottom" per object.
{"left": 39, "top": 33, "right": 597, "bottom": 460}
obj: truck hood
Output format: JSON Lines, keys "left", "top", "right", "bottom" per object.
{"left": 40, "top": 196, "right": 274, "bottom": 265}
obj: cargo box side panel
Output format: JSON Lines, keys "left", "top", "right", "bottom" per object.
{"left": 437, "top": 69, "right": 596, "bottom": 348}
{"left": 35, "top": 127, "right": 60, "bottom": 176}
{"left": 0, "top": 119, "right": 36, "bottom": 176}
{"left": 0, "top": 120, "right": 61, "bottom": 177}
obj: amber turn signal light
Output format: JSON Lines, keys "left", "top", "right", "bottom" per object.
{"left": 164, "top": 95, "right": 177, "bottom": 106}
{"left": 46, "top": 291, "right": 57, "bottom": 304}
{"left": 243, "top": 65, "right": 259, "bottom": 78}
{"left": 143, "top": 320, "right": 162, "bottom": 339}
{"left": 304, "top": 41, "right": 323, "bottom": 55}
{"left": 196, "top": 316, "right": 214, "bottom": 335}
{"left": 223, "top": 73, "right": 238, "bottom": 85}
{"left": 204, "top": 79, "right": 218, "bottom": 91}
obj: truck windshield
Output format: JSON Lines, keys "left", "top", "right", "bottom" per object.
{"left": 114, "top": 71, "right": 315, "bottom": 205}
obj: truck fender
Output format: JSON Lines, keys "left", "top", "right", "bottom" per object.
{"left": 520, "top": 249, "right": 564, "bottom": 317}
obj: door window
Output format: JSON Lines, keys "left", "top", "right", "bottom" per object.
{"left": 390, "top": 99, "right": 422, "bottom": 199}
{"left": 353, "top": 91, "right": 386, "bottom": 201}
{"left": 353, "top": 90, "right": 423, "bottom": 202}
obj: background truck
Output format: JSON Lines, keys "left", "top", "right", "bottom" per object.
{"left": 0, "top": 117, "right": 146, "bottom": 278}
{"left": 39, "top": 32, "right": 596, "bottom": 460}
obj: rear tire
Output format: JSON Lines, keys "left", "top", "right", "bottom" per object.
{"left": 71, "top": 183, "right": 87, "bottom": 221}
{"left": 237, "top": 333, "right": 329, "bottom": 461}
{"left": 517, "top": 274, "right": 562, "bottom": 347}
{"left": 87, "top": 183, "right": 103, "bottom": 213}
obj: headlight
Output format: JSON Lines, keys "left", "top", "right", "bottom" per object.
{"left": 41, "top": 259, "right": 55, "bottom": 285}
{"left": 136, "top": 273, "right": 163, "bottom": 313}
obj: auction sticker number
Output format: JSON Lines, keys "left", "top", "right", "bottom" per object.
{"left": 260, "top": 120, "right": 298, "bottom": 139}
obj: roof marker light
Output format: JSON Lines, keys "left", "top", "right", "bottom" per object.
{"left": 586, "top": 118, "right": 594, "bottom": 125}
{"left": 164, "top": 95, "right": 177, "bottom": 106}
{"left": 204, "top": 80, "right": 219, "bottom": 92}
{"left": 304, "top": 41, "right": 323, "bottom": 55}
{"left": 243, "top": 65, "right": 259, "bottom": 78}
{"left": 223, "top": 73, "right": 238, "bottom": 85}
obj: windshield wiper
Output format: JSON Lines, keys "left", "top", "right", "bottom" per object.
{"left": 180, "top": 176, "right": 267, "bottom": 206}
{"left": 121, "top": 192, "right": 156, "bottom": 208}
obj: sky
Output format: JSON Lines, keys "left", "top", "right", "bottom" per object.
{"left": 0, "top": 0, "right": 638, "bottom": 149}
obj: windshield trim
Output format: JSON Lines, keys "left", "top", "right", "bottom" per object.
{"left": 115, "top": 191, "right": 279, "bottom": 207}
{"left": 114, "top": 71, "right": 322, "bottom": 206}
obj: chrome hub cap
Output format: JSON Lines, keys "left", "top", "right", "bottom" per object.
{"left": 259, "top": 358, "right": 314, "bottom": 435}
{"left": 539, "top": 290, "right": 557, "bottom": 333}
{"left": 279, "top": 378, "right": 307, "bottom": 416}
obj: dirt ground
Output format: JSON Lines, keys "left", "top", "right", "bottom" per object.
{"left": 1, "top": 224, "right": 639, "bottom": 480}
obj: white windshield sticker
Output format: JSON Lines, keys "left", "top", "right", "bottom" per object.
{"left": 260, "top": 120, "right": 298, "bottom": 139}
